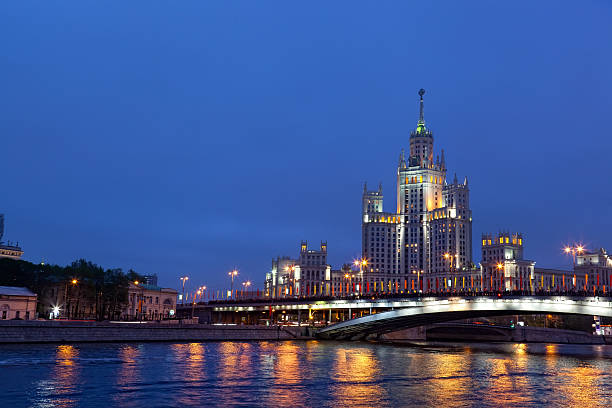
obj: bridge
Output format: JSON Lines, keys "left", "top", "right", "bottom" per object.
{"left": 317, "top": 296, "right": 612, "bottom": 340}
{"left": 181, "top": 295, "right": 612, "bottom": 339}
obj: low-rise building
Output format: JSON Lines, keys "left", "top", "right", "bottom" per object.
{"left": 123, "top": 283, "right": 177, "bottom": 320}
{"left": 0, "top": 286, "right": 37, "bottom": 320}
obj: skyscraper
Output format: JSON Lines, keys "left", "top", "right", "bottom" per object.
{"left": 362, "top": 90, "right": 472, "bottom": 293}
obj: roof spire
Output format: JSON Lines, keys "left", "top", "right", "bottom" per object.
{"left": 398, "top": 148, "right": 406, "bottom": 169}
{"left": 418, "top": 88, "right": 425, "bottom": 126}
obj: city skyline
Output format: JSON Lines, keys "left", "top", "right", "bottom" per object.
{"left": 2, "top": 2, "right": 611, "bottom": 289}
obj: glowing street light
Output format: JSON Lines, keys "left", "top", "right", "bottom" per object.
{"left": 353, "top": 258, "right": 367, "bottom": 295}
{"left": 180, "top": 276, "right": 189, "bottom": 305}
{"left": 563, "top": 244, "right": 586, "bottom": 266}
{"left": 228, "top": 270, "right": 238, "bottom": 298}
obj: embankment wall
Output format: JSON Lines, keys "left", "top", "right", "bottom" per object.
{"left": 0, "top": 321, "right": 307, "bottom": 343}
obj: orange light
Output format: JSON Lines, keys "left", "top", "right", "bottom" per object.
{"left": 564, "top": 247, "right": 571, "bottom": 254}
{"left": 576, "top": 246, "right": 584, "bottom": 253}
{"left": 496, "top": 263, "right": 503, "bottom": 270}
{"left": 353, "top": 260, "right": 359, "bottom": 266}
{"left": 134, "top": 281, "right": 139, "bottom": 285}
{"left": 71, "top": 279, "right": 78, "bottom": 285}
{"left": 443, "top": 253, "right": 450, "bottom": 259}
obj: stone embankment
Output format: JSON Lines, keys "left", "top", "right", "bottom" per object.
{"left": 0, "top": 321, "right": 310, "bottom": 343}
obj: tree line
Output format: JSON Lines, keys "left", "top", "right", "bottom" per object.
{"left": 0, "top": 258, "right": 144, "bottom": 320}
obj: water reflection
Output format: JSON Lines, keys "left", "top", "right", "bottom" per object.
{"left": 9, "top": 341, "right": 612, "bottom": 408}
{"left": 421, "top": 349, "right": 473, "bottom": 408}
{"left": 215, "top": 342, "right": 254, "bottom": 406}
{"left": 170, "top": 343, "right": 207, "bottom": 406}
{"left": 558, "top": 365, "right": 605, "bottom": 407}
{"left": 34, "top": 345, "right": 81, "bottom": 408}
{"left": 264, "top": 342, "right": 305, "bottom": 406}
{"left": 113, "top": 344, "right": 141, "bottom": 406}
{"left": 331, "top": 346, "right": 386, "bottom": 408}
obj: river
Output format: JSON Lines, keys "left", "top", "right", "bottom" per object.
{"left": 1, "top": 341, "right": 611, "bottom": 407}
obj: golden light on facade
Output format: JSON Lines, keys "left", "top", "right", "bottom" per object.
{"left": 443, "top": 253, "right": 450, "bottom": 259}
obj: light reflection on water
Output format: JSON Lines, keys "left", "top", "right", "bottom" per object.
{"left": 2, "top": 341, "right": 612, "bottom": 408}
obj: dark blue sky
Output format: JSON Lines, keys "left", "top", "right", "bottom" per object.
{"left": 2, "top": 2, "right": 611, "bottom": 291}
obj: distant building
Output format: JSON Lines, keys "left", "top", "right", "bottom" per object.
{"left": 123, "top": 283, "right": 177, "bottom": 320}
{"left": 264, "top": 241, "right": 331, "bottom": 298}
{"left": 481, "top": 232, "right": 535, "bottom": 292}
{"left": 0, "top": 286, "right": 37, "bottom": 320}
{"left": 143, "top": 274, "right": 158, "bottom": 286}
{"left": 574, "top": 248, "right": 612, "bottom": 292}
{"left": 0, "top": 214, "right": 23, "bottom": 260}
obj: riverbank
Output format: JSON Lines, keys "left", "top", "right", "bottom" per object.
{"left": 0, "top": 321, "right": 309, "bottom": 343}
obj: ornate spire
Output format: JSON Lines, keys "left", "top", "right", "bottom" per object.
{"left": 378, "top": 182, "right": 383, "bottom": 193}
{"left": 440, "top": 148, "right": 446, "bottom": 170}
{"left": 363, "top": 182, "right": 367, "bottom": 194}
{"left": 418, "top": 88, "right": 425, "bottom": 126}
{"left": 398, "top": 148, "right": 406, "bottom": 169}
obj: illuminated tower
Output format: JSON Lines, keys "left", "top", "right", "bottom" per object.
{"left": 362, "top": 89, "right": 473, "bottom": 292}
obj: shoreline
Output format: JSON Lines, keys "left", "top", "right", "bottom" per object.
{"left": 1, "top": 320, "right": 610, "bottom": 345}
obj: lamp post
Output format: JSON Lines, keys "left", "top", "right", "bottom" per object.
{"left": 242, "top": 281, "right": 251, "bottom": 300}
{"left": 563, "top": 244, "right": 585, "bottom": 266}
{"left": 134, "top": 280, "right": 145, "bottom": 322}
{"left": 228, "top": 270, "right": 238, "bottom": 299}
{"left": 496, "top": 262, "right": 504, "bottom": 292}
{"left": 353, "top": 258, "right": 367, "bottom": 295}
{"left": 564, "top": 244, "right": 585, "bottom": 292}
{"left": 443, "top": 253, "right": 456, "bottom": 293}
{"left": 63, "top": 279, "right": 78, "bottom": 319}
{"left": 192, "top": 288, "right": 202, "bottom": 319}
{"left": 180, "top": 276, "right": 189, "bottom": 305}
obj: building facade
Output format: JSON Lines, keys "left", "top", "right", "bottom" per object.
{"left": 265, "top": 241, "right": 331, "bottom": 298}
{"left": 123, "top": 283, "right": 177, "bottom": 320}
{"left": 362, "top": 89, "right": 472, "bottom": 293}
{"left": 0, "top": 286, "right": 37, "bottom": 320}
{"left": 481, "top": 232, "right": 535, "bottom": 292}
{"left": 0, "top": 214, "right": 23, "bottom": 260}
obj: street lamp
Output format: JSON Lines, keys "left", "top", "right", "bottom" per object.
{"left": 353, "top": 258, "right": 367, "bottom": 295}
{"left": 134, "top": 280, "right": 145, "bottom": 322}
{"left": 563, "top": 244, "right": 585, "bottom": 266}
{"left": 179, "top": 276, "right": 189, "bottom": 305}
{"left": 228, "top": 270, "right": 238, "bottom": 298}
{"left": 64, "top": 279, "right": 78, "bottom": 319}
{"left": 242, "top": 281, "right": 251, "bottom": 299}
{"left": 496, "top": 262, "right": 504, "bottom": 292}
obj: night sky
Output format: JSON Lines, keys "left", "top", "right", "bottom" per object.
{"left": 2, "top": 2, "right": 611, "bottom": 291}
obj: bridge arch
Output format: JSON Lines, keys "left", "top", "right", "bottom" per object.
{"left": 317, "top": 296, "right": 612, "bottom": 340}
